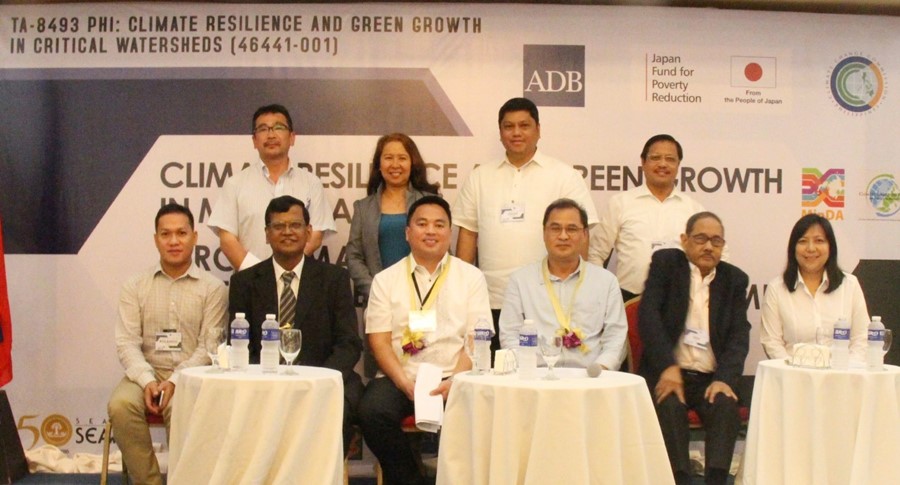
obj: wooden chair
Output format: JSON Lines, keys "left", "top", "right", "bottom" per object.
{"left": 100, "top": 412, "right": 165, "bottom": 485}
{"left": 623, "top": 296, "right": 750, "bottom": 430}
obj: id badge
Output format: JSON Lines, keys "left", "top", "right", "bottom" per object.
{"left": 408, "top": 309, "right": 438, "bottom": 332}
{"left": 500, "top": 202, "right": 525, "bottom": 223}
{"left": 683, "top": 328, "right": 709, "bottom": 350}
{"left": 155, "top": 330, "right": 183, "bottom": 351}
{"left": 651, "top": 240, "right": 679, "bottom": 252}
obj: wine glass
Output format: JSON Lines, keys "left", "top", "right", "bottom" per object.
{"left": 280, "top": 329, "right": 302, "bottom": 375}
{"left": 205, "top": 326, "right": 226, "bottom": 373}
{"left": 464, "top": 330, "right": 483, "bottom": 375}
{"left": 539, "top": 335, "right": 563, "bottom": 380}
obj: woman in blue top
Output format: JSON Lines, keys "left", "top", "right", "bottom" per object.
{"left": 347, "top": 133, "right": 441, "bottom": 304}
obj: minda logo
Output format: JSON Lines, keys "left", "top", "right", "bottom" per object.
{"left": 829, "top": 55, "right": 885, "bottom": 114}
{"left": 523, "top": 45, "right": 585, "bottom": 107}
{"left": 802, "top": 168, "right": 844, "bottom": 220}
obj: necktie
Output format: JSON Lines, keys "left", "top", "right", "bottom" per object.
{"left": 279, "top": 271, "right": 296, "bottom": 329}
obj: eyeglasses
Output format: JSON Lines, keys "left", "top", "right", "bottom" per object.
{"left": 689, "top": 234, "right": 726, "bottom": 247}
{"left": 267, "top": 221, "right": 306, "bottom": 233}
{"left": 646, "top": 154, "right": 679, "bottom": 165}
{"left": 254, "top": 123, "right": 290, "bottom": 136}
{"left": 545, "top": 224, "right": 585, "bottom": 236}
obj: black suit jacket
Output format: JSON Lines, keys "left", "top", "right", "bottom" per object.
{"left": 637, "top": 248, "right": 750, "bottom": 390}
{"left": 229, "top": 257, "right": 362, "bottom": 384}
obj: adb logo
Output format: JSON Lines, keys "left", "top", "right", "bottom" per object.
{"left": 523, "top": 45, "right": 585, "bottom": 107}
{"left": 829, "top": 55, "right": 886, "bottom": 113}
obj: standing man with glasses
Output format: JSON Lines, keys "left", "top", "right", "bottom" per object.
{"left": 209, "top": 104, "right": 336, "bottom": 271}
{"left": 589, "top": 134, "right": 712, "bottom": 302}
{"left": 499, "top": 199, "right": 627, "bottom": 372}
{"left": 638, "top": 212, "right": 749, "bottom": 485}
{"left": 228, "top": 195, "right": 363, "bottom": 450}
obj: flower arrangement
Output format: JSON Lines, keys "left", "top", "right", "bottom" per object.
{"left": 559, "top": 327, "right": 589, "bottom": 354}
{"left": 401, "top": 327, "right": 426, "bottom": 359}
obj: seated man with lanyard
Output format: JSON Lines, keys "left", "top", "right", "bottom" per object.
{"left": 359, "top": 195, "right": 492, "bottom": 485}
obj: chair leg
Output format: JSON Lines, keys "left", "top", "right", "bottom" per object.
{"left": 100, "top": 422, "right": 111, "bottom": 485}
{"left": 374, "top": 460, "right": 383, "bottom": 485}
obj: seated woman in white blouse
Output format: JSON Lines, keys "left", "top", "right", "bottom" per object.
{"left": 760, "top": 213, "right": 870, "bottom": 360}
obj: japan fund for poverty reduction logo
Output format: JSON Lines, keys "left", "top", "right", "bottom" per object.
{"left": 829, "top": 55, "right": 886, "bottom": 113}
{"left": 523, "top": 45, "right": 585, "bottom": 107}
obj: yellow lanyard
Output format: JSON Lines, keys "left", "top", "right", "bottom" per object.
{"left": 406, "top": 255, "right": 451, "bottom": 311}
{"left": 541, "top": 258, "right": 586, "bottom": 332}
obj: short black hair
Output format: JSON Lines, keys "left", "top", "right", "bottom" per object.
{"left": 640, "top": 134, "right": 683, "bottom": 162}
{"left": 542, "top": 198, "right": 588, "bottom": 228}
{"left": 265, "top": 195, "right": 309, "bottom": 226}
{"left": 498, "top": 97, "right": 539, "bottom": 126}
{"left": 685, "top": 211, "right": 723, "bottom": 235}
{"left": 783, "top": 213, "right": 844, "bottom": 293}
{"left": 252, "top": 104, "right": 294, "bottom": 133}
{"left": 407, "top": 195, "right": 451, "bottom": 226}
{"left": 155, "top": 203, "right": 194, "bottom": 230}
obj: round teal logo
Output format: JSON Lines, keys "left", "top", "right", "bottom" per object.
{"left": 865, "top": 174, "right": 900, "bottom": 217}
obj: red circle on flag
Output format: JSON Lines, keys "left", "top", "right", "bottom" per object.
{"left": 745, "top": 63, "right": 763, "bottom": 82}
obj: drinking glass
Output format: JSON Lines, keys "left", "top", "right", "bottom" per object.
{"left": 205, "top": 326, "right": 226, "bottom": 373}
{"left": 883, "top": 329, "right": 893, "bottom": 354}
{"left": 539, "top": 335, "right": 563, "bottom": 380}
{"left": 464, "top": 330, "right": 483, "bottom": 375}
{"left": 280, "top": 329, "right": 302, "bottom": 375}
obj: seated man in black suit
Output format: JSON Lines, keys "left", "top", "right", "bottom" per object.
{"left": 229, "top": 195, "right": 363, "bottom": 449}
{"left": 638, "top": 211, "right": 750, "bottom": 485}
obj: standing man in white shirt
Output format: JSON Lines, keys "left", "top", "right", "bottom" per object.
{"left": 208, "top": 104, "right": 336, "bottom": 271}
{"left": 589, "top": 134, "right": 707, "bottom": 301}
{"left": 109, "top": 203, "right": 228, "bottom": 485}
{"left": 452, "top": 97, "right": 598, "bottom": 350}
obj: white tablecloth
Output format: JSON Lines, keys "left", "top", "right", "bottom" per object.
{"left": 437, "top": 367, "right": 673, "bottom": 485}
{"left": 168, "top": 365, "right": 344, "bottom": 485}
{"left": 740, "top": 359, "right": 900, "bottom": 485}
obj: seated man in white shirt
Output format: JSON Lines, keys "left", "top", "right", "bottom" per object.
{"left": 108, "top": 203, "right": 228, "bottom": 485}
{"left": 359, "top": 195, "right": 492, "bottom": 485}
{"left": 499, "top": 198, "right": 627, "bottom": 372}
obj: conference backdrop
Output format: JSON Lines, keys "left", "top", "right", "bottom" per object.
{"left": 1, "top": 2, "right": 898, "bottom": 453}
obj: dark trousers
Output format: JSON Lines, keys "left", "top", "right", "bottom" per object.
{"left": 654, "top": 370, "right": 740, "bottom": 483}
{"left": 621, "top": 288, "right": 639, "bottom": 303}
{"left": 490, "top": 308, "right": 502, "bottom": 354}
{"left": 343, "top": 373, "right": 364, "bottom": 453}
{"left": 358, "top": 377, "right": 426, "bottom": 485}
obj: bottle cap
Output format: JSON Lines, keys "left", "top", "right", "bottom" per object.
{"left": 236, "top": 312, "right": 245, "bottom": 318}
{"left": 266, "top": 313, "right": 277, "bottom": 320}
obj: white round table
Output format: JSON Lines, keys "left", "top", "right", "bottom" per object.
{"left": 437, "top": 367, "right": 674, "bottom": 485}
{"left": 168, "top": 365, "right": 344, "bottom": 485}
{"left": 740, "top": 359, "right": 900, "bottom": 484}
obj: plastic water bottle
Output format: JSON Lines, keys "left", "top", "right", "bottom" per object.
{"left": 518, "top": 319, "right": 538, "bottom": 379}
{"left": 230, "top": 312, "right": 250, "bottom": 371}
{"left": 474, "top": 317, "right": 493, "bottom": 373}
{"left": 867, "top": 316, "right": 886, "bottom": 371}
{"left": 261, "top": 313, "right": 281, "bottom": 373}
{"left": 831, "top": 317, "right": 851, "bottom": 370}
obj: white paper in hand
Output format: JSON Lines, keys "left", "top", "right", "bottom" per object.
{"left": 414, "top": 363, "right": 444, "bottom": 433}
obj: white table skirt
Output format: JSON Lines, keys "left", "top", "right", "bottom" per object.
{"left": 740, "top": 359, "right": 900, "bottom": 485}
{"left": 437, "top": 367, "right": 673, "bottom": 485}
{"left": 168, "top": 365, "right": 344, "bottom": 485}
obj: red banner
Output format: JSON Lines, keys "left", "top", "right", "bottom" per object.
{"left": 0, "top": 216, "right": 12, "bottom": 388}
